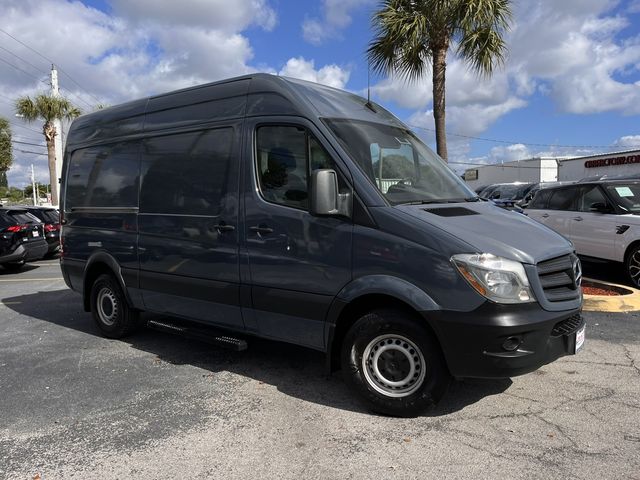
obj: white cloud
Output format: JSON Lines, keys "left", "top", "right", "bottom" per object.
{"left": 371, "top": 0, "right": 640, "bottom": 143}
{"left": 279, "top": 57, "right": 350, "bottom": 89}
{"left": 110, "top": 0, "right": 277, "bottom": 32}
{"left": 613, "top": 135, "right": 640, "bottom": 147}
{"left": 302, "top": 0, "right": 373, "bottom": 45}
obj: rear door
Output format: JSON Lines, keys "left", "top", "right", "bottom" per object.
{"left": 571, "top": 184, "right": 616, "bottom": 260}
{"left": 241, "top": 118, "right": 353, "bottom": 349}
{"left": 539, "top": 186, "right": 579, "bottom": 241}
{"left": 138, "top": 124, "right": 243, "bottom": 329}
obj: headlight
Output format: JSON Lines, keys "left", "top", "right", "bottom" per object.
{"left": 451, "top": 253, "right": 535, "bottom": 304}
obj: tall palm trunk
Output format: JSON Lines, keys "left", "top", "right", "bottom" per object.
{"left": 43, "top": 121, "right": 58, "bottom": 205}
{"left": 432, "top": 44, "right": 448, "bottom": 162}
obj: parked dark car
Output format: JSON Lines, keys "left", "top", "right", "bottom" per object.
{"left": 480, "top": 182, "right": 536, "bottom": 211}
{"left": 0, "top": 207, "right": 48, "bottom": 271}
{"left": 24, "top": 206, "right": 60, "bottom": 255}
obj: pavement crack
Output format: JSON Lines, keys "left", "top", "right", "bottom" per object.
{"left": 622, "top": 344, "right": 640, "bottom": 376}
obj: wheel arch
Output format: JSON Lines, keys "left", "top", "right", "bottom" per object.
{"left": 325, "top": 275, "right": 444, "bottom": 373}
{"left": 82, "top": 252, "right": 131, "bottom": 312}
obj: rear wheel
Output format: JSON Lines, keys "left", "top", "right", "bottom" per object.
{"left": 90, "top": 274, "right": 139, "bottom": 338}
{"left": 341, "top": 309, "right": 449, "bottom": 417}
{"left": 626, "top": 245, "right": 640, "bottom": 288}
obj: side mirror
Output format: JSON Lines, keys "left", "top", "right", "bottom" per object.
{"left": 490, "top": 191, "right": 501, "bottom": 199}
{"left": 310, "top": 169, "right": 351, "bottom": 217}
{"left": 589, "top": 202, "right": 611, "bottom": 213}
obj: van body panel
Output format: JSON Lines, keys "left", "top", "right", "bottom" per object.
{"left": 240, "top": 116, "right": 352, "bottom": 348}
{"left": 137, "top": 123, "right": 243, "bottom": 329}
{"left": 396, "top": 202, "right": 574, "bottom": 265}
{"left": 61, "top": 73, "right": 582, "bottom": 391}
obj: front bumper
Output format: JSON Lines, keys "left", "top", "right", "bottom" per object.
{"left": 429, "top": 302, "right": 584, "bottom": 378}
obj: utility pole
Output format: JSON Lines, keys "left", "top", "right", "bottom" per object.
{"left": 31, "top": 164, "right": 37, "bottom": 206}
{"left": 51, "top": 65, "right": 63, "bottom": 206}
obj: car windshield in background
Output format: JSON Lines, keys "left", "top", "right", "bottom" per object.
{"left": 324, "top": 119, "right": 475, "bottom": 204}
{"left": 494, "top": 184, "right": 530, "bottom": 200}
{"left": 605, "top": 184, "right": 640, "bottom": 213}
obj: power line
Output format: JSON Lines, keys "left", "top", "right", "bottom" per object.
{"left": 13, "top": 139, "right": 46, "bottom": 148}
{"left": 15, "top": 148, "right": 47, "bottom": 156}
{"left": 0, "top": 55, "right": 47, "bottom": 84}
{"left": 9, "top": 122, "right": 41, "bottom": 134}
{"left": 0, "top": 28, "right": 103, "bottom": 105}
{"left": 0, "top": 28, "right": 101, "bottom": 103}
{"left": 408, "top": 124, "right": 614, "bottom": 150}
{"left": 0, "top": 44, "right": 48, "bottom": 76}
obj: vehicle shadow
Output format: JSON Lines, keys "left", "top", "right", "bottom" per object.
{"left": 0, "top": 263, "right": 40, "bottom": 275}
{"left": 3, "top": 288, "right": 511, "bottom": 417}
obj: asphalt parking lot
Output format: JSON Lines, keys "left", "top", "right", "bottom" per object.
{"left": 1, "top": 259, "right": 639, "bottom": 479}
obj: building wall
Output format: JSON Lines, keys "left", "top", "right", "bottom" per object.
{"left": 558, "top": 150, "right": 640, "bottom": 181}
{"left": 464, "top": 158, "right": 555, "bottom": 190}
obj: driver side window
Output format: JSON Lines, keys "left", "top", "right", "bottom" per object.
{"left": 578, "top": 185, "right": 608, "bottom": 212}
{"left": 256, "top": 125, "right": 348, "bottom": 210}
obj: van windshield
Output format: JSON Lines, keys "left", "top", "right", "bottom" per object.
{"left": 324, "top": 119, "right": 475, "bottom": 204}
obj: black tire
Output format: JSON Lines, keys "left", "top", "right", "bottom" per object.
{"left": 341, "top": 309, "right": 450, "bottom": 417}
{"left": 626, "top": 245, "right": 640, "bottom": 288}
{"left": 90, "top": 273, "right": 139, "bottom": 338}
{"left": 2, "top": 261, "right": 25, "bottom": 272}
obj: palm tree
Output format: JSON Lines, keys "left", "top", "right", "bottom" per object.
{"left": 15, "top": 94, "right": 81, "bottom": 205}
{"left": 0, "top": 117, "right": 12, "bottom": 188}
{"left": 367, "top": 0, "right": 512, "bottom": 161}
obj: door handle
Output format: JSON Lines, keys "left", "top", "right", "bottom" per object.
{"left": 573, "top": 216, "right": 583, "bottom": 222}
{"left": 213, "top": 223, "right": 235, "bottom": 233}
{"left": 541, "top": 213, "right": 549, "bottom": 218}
{"left": 249, "top": 225, "right": 274, "bottom": 235}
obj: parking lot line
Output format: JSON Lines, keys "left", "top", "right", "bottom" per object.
{"left": 0, "top": 278, "right": 64, "bottom": 282}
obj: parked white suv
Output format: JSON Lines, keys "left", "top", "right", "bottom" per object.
{"left": 526, "top": 180, "right": 640, "bottom": 286}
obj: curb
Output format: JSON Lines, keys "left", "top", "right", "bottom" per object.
{"left": 582, "top": 277, "right": 640, "bottom": 313}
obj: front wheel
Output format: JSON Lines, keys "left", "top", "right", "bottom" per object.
{"left": 90, "top": 273, "right": 139, "bottom": 338}
{"left": 341, "top": 309, "right": 450, "bottom": 417}
{"left": 626, "top": 245, "right": 640, "bottom": 288}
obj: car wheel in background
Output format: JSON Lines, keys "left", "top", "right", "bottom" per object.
{"left": 626, "top": 245, "right": 640, "bottom": 288}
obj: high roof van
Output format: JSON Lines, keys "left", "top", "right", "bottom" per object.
{"left": 60, "top": 74, "right": 584, "bottom": 416}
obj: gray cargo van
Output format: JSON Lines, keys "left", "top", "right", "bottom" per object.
{"left": 60, "top": 74, "right": 584, "bottom": 416}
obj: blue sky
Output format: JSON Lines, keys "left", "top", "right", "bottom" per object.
{"left": 1, "top": 0, "right": 640, "bottom": 185}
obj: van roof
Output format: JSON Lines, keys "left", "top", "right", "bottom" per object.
{"left": 66, "top": 73, "right": 405, "bottom": 149}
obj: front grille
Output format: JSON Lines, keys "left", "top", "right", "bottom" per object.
{"left": 551, "top": 314, "right": 582, "bottom": 337}
{"left": 537, "top": 254, "right": 581, "bottom": 303}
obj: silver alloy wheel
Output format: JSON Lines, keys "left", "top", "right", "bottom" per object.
{"left": 96, "top": 287, "right": 118, "bottom": 326}
{"left": 362, "top": 334, "right": 426, "bottom": 398}
{"left": 629, "top": 250, "right": 640, "bottom": 286}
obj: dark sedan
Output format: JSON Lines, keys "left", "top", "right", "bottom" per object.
{"left": 0, "top": 207, "right": 48, "bottom": 271}
{"left": 24, "top": 206, "right": 60, "bottom": 256}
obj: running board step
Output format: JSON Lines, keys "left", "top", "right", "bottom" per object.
{"left": 147, "top": 318, "right": 248, "bottom": 351}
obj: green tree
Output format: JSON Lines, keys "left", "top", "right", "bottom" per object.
{"left": 0, "top": 117, "right": 12, "bottom": 188}
{"left": 15, "top": 94, "right": 81, "bottom": 205}
{"left": 367, "top": 0, "right": 512, "bottom": 161}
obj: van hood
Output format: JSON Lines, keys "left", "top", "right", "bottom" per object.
{"left": 395, "top": 202, "right": 573, "bottom": 265}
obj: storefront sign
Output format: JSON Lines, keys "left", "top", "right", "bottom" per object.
{"left": 585, "top": 154, "right": 640, "bottom": 168}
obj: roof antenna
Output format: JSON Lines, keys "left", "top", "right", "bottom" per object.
{"left": 365, "top": 62, "right": 377, "bottom": 112}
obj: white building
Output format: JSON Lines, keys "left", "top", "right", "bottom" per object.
{"left": 557, "top": 149, "right": 640, "bottom": 181}
{"left": 463, "top": 157, "right": 562, "bottom": 191}
{"left": 463, "top": 149, "right": 640, "bottom": 189}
